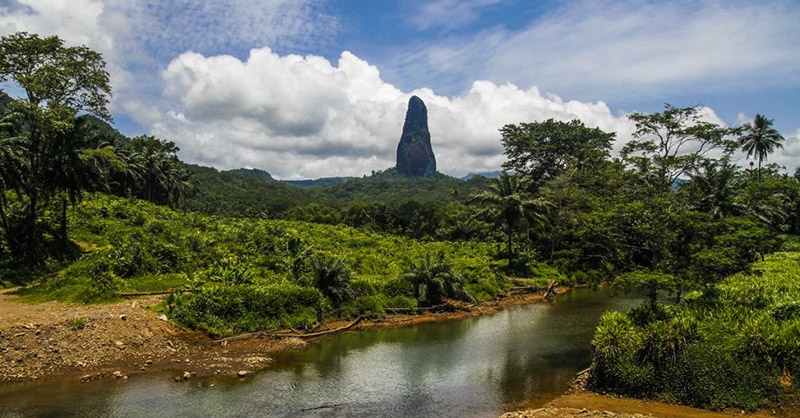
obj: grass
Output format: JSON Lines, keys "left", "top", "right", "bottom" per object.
{"left": 67, "top": 318, "right": 86, "bottom": 331}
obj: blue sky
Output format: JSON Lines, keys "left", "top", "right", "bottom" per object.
{"left": 2, "top": 0, "right": 799, "bottom": 178}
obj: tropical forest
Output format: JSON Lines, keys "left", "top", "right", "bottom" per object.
{"left": 1, "top": 3, "right": 800, "bottom": 417}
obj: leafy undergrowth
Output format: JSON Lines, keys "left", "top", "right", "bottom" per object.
{"left": 18, "top": 194, "right": 512, "bottom": 336}
{"left": 590, "top": 252, "right": 800, "bottom": 411}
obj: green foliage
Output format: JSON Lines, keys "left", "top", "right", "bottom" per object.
{"left": 67, "top": 318, "right": 86, "bottom": 331}
{"left": 309, "top": 254, "right": 354, "bottom": 308}
{"left": 404, "top": 252, "right": 472, "bottom": 306}
{"left": 623, "top": 104, "right": 738, "bottom": 192}
{"left": 500, "top": 119, "right": 615, "bottom": 186}
{"left": 17, "top": 194, "right": 505, "bottom": 335}
{"left": 171, "top": 284, "right": 323, "bottom": 338}
{"left": 591, "top": 252, "right": 800, "bottom": 410}
{"left": 739, "top": 114, "right": 785, "bottom": 180}
{"left": 614, "top": 270, "right": 676, "bottom": 306}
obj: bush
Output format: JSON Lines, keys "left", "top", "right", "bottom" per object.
{"left": 340, "top": 295, "right": 386, "bottom": 319}
{"left": 591, "top": 252, "right": 800, "bottom": 410}
{"left": 404, "top": 253, "right": 472, "bottom": 306}
{"left": 172, "top": 284, "right": 323, "bottom": 337}
{"left": 309, "top": 254, "right": 354, "bottom": 308}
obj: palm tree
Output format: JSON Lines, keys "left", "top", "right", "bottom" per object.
{"left": 0, "top": 109, "right": 27, "bottom": 246}
{"left": 739, "top": 114, "right": 785, "bottom": 181}
{"left": 469, "top": 172, "right": 551, "bottom": 267}
{"left": 44, "top": 120, "right": 97, "bottom": 244}
{"left": 309, "top": 255, "right": 353, "bottom": 308}
{"left": 404, "top": 252, "right": 470, "bottom": 306}
{"left": 687, "top": 159, "right": 742, "bottom": 219}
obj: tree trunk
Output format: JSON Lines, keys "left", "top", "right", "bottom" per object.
{"left": 61, "top": 194, "right": 68, "bottom": 245}
{"left": 26, "top": 186, "right": 37, "bottom": 263}
{"left": 757, "top": 158, "right": 762, "bottom": 181}
{"left": 649, "top": 281, "right": 658, "bottom": 307}
{"left": 0, "top": 194, "right": 11, "bottom": 250}
{"left": 507, "top": 221, "right": 513, "bottom": 267}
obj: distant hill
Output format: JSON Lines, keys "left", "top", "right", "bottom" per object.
{"left": 283, "top": 177, "right": 355, "bottom": 187}
{"left": 461, "top": 171, "right": 501, "bottom": 180}
{"left": 183, "top": 164, "right": 324, "bottom": 217}
{"left": 309, "top": 168, "right": 490, "bottom": 203}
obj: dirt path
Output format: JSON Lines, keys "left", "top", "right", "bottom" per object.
{"left": 0, "top": 292, "right": 301, "bottom": 383}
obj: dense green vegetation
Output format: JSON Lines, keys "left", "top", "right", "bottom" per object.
{"left": 17, "top": 194, "right": 507, "bottom": 336}
{"left": 591, "top": 251, "right": 800, "bottom": 410}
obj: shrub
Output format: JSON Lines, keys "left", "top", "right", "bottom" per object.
{"left": 404, "top": 252, "right": 472, "bottom": 306}
{"left": 340, "top": 295, "right": 386, "bottom": 319}
{"left": 309, "top": 254, "right": 354, "bottom": 308}
{"left": 172, "top": 284, "right": 323, "bottom": 337}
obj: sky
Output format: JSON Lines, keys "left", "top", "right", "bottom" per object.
{"left": 1, "top": 0, "right": 799, "bottom": 179}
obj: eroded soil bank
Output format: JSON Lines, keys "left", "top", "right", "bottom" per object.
{"left": 0, "top": 287, "right": 561, "bottom": 384}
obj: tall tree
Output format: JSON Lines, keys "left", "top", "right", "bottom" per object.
{"left": 623, "top": 104, "right": 736, "bottom": 192}
{"left": 739, "top": 114, "right": 785, "bottom": 181}
{"left": 469, "top": 172, "right": 550, "bottom": 267}
{"left": 0, "top": 105, "right": 27, "bottom": 247}
{"left": 0, "top": 32, "right": 111, "bottom": 260}
{"left": 500, "top": 119, "right": 615, "bottom": 187}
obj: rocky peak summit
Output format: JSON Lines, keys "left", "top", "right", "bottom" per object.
{"left": 396, "top": 96, "right": 436, "bottom": 177}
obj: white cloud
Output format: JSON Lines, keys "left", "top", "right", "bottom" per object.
{"left": 388, "top": 0, "right": 800, "bottom": 101}
{"left": 408, "top": 0, "right": 506, "bottom": 31}
{"left": 151, "top": 47, "right": 634, "bottom": 179}
{"left": 0, "top": 0, "right": 335, "bottom": 116}
{"left": 2, "top": 0, "right": 797, "bottom": 179}
{"left": 769, "top": 129, "right": 800, "bottom": 174}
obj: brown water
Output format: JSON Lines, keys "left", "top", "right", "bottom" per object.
{"left": 0, "top": 288, "right": 644, "bottom": 417}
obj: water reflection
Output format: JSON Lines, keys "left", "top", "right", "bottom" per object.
{"left": 0, "top": 288, "right": 643, "bottom": 417}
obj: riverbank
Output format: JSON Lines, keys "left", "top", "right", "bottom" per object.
{"left": 0, "top": 285, "right": 565, "bottom": 384}
{"left": 503, "top": 370, "right": 793, "bottom": 418}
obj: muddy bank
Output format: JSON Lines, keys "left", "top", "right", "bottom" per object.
{"left": 0, "top": 286, "right": 563, "bottom": 384}
{"left": 504, "top": 370, "right": 791, "bottom": 418}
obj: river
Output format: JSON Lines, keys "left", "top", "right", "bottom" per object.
{"left": 0, "top": 287, "right": 644, "bottom": 417}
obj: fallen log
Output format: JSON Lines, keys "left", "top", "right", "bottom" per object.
{"left": 213, "top": 316, "right": 364, "bottom": 344}
{"left": 301, "top": 401, "right": 353, "bottom": 411}
{"left": 273, "top": 316, "right": 362, "bottom": 339}
{"left": 120, "top": 289, "right": 194, "bottom": 297}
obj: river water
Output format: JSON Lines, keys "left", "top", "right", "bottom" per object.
{"left": 0, "top": 288, "right": 644, "bottom": 417}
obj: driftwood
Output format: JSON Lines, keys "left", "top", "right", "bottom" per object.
{"left": 120, "top": 289, "right": 194, "bottom": 297}
{"left": 383, "top": 303, "right": 451, "bottom": 314}
{"left": 301, "top": 401, "right": 353, "bottom": 411}
{"left": 273, "top": 316, "right": 362, "bottom": 339}
{"left": 213, "top": 316, "right": 363, "bottom": 344}
{"left": 544, "top": 280, "right": 559, "bottom": 302}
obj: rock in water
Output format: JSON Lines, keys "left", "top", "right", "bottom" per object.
{"left": 396, "top": 96, "right": 436, "bottom": 177}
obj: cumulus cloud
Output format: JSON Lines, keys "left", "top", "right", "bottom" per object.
{"left": 150, "top": 47, "right": 635, "bottom": 179}
{"left": 0, "top": 0, "right": 335, "bottom": 115}
{"left": 769, "top": 129, "right": 800, "bottom": 174}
